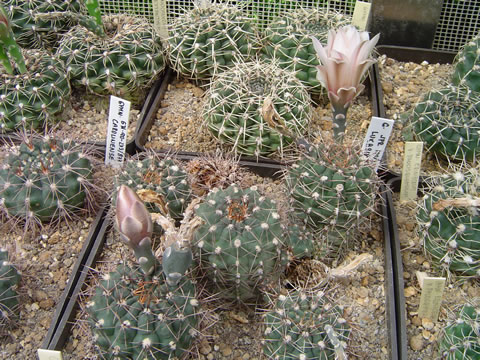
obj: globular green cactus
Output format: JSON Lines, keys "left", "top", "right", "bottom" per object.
{"left": 285, "top": 142, "right": 379, "bottom": 261}
{"left": 0, "top": 248, "right": 21, "bottom": 330}
{"left": 165, "top": 1, "right": 261, "bottom": 81}
{"left": 452, "top": 31, "right": 480, "bottom": 93}
{"left": 56, "top": 5, "right": 165, "bottom": 102}
{"left": 87, "top": 186, "right": 199, "bottom": 359}
{"left": 203, "top": 60, "right": 313, "bottom": 158}
{"left": 417, "top": 167, "right": 480, "bottom": 277}
{"left": 262, "top": 290, "right": 350, "bottom": 360}
{"left": 410, "top": 85, "right": 480, "bottom": 162}
{"left": 0, "top": 135, "right": 95, "bottom": 227}
{"left": 3, "top": 0, "right": 82, "bottom": 50}
{"left": 262, "top": 7, "right": 352, "bottom": 97}
{"left": 439, "top": 304, "right": 480, "bottom": 360}
{"left": 192, "top": 184, "right": 290, "bottom": 303}
{"left": 115, "top": 154, "right": 193, "bottom": 221}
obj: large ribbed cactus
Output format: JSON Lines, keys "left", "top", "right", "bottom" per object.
{"left": 417, "top": 167, "right": 480, "bottom": 277}
{"left": 56, "top": 1, "right": 165, "bottom": 102}
{"left": 285, "top": 143, "right": 379, "bottom": 261}
{"left": 262, "top": 290, "right": 350, "bottom": 360}
{"left": 203, "top": 60, "right": 313, "bottom": 158}
{"left": 192, "top": 185, "right": 290, "bottom": 303}
{"left": 439, "top": 304, "right": 480, "bottom": 360}
{"left": 410, "top": 85, "right": 480, "bottom": 162}
{"left": 114, "top": 154, "right": 192, "bottom": 221}
{"left": 262, "top": 7, "right": 352, "bottom": 97}
{"left": 0, "top": 248, "right": 21, "bottom": 331}
{"left": 452, "top": 31, "right": 480, "bottom": 93}
{"left": 165, "top": 1, "right": 261, "bottom": 81}
{"left": 0, "top": 135, "right": 95, "bottom": 226}
{"left": 86, "top": 186, "right": 199, "bottom": 360}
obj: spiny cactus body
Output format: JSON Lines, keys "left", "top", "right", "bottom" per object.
{"left": 452, "top": 31, "right": 480, "bottom": 93}
{"left": 417, "top": 168, "right": 480, "bottom": 277}
{"left": 411, "top": 85, "right": 480, "bottom": 162}
{"left": 56, "top": 13, "right": 165, "bottom": 102}
{"left": 192, "top": 185, "right": 289, "bottom": 303}
{"left": 115, "top": 154, "right": 192, "bottom": 221}
{"left": 203, "top": 60, "right": 313, "bottom": 158}
{"left": 439, "top": 304, "right": 480, "bottom": 360}
{"left": 0, "top": 135, "right": 95, "bottom": 226}
{"left": 285, "top": 143, "right": 379, "bottom": 261}
{"left": 0, "top": 248, "right": 21, "bottom": 330}
{"left": 262, "top": 290, "right": 350, "bottom": 360}
{"left": 262, "top": 7, "right": 352, "bottom": 97}
{"left": 166, "top": 2, "right": 261, "bottom": 81}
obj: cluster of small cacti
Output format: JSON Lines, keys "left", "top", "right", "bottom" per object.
{"left": 410, "top": 85, "right": 480, "bottom": 162}
{"left": 165, "top": 1, "right": 261, "bottom": 81}
{"left": 203, "top": 60, "right": 313, "bottom": 158}
{"left": 0, "top": 248, "right": 21, "bottom": 331}
{"left": 262, "top": 290, "right": 350, "bottom": 360}
{"left": 114, "top": 153, "right": 192, "bottom": 221}
{"left": 452, "top": 31, "right": 480, "bottom": 93}
{"left": 416, "top": 167, "right": 480, "bottom": 277}
{"left": 0, "top": 134, "right": 96, "bottom": 227}
{"left": 262, "top": 7, "right": 352, "bottom": 97}
{"left": 285, "top": 142, "right": 379, "bottom": 261}
{"left": 439, "top": 304, "right": 480, "bottom": 360}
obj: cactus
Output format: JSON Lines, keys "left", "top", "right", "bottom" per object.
{"left": 439, "top": 304, "right": 480, "bottom": 360}
{"left": 417, "top": 167, "right": 480, "bottom": 277}
{"left": 262, "top": 7, "right": 352, "bottom": 98}
{"left": 0, "top": 248, "right": 21, "bottom": 331}
{"left": 87, "top": 186, "right": 199, "bottom": 359}
{"left": 114, "top": 154, "right": 193, "bottom": 221}
{"left": 192, "top": 184, "right": 291, "bottom": 303}
{"left": 285, "top": 142, "right": 379, "bottom": 261}
{"left": 262, "top": 290, "right": 350, "bottom": 360}
{"left": 56, "top": 1, "right": 165, "bottom": 103}
{"left": 410, "top": 85, "right": 480, "bottom": 162}
{"left": 0, "top": 134, "right": 96, "bottom": 227}
{"left": 0, "top": 6, "right": 70, "bottom": 133}
{"left": 452, "top": 31, "right": 480, "bottom": 93}
{"left": 3, "top": 0, "right": 82, "bottom": 50}
{"left": 203, "top": 60, "right": 313, "bottom": 158}
{"left": 165, "top": 1, "right": 261, "bottom": 81}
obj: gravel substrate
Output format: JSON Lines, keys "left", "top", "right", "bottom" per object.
{"left": 392, "top": 191, "right": 479, "bottom": 359}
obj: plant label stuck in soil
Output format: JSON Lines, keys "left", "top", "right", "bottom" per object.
{"left": 352, "top": 1, "right": 372, "bottom": 30}
{"left": 37, "top": 349, "right": 63, "bottom": 360}
{"left": 417, "top": 276, "right": 446, "bottom": 322}
{"left": 362, "top": 116, "right": 394, "bottom": 170}
{"left": 400, "top": 141, "right": 423, "bottom": 201}
{"left": 105, "top": 96, "right": 131, "bottom": 167}
{"left": 152, "top": 0, "right": 168, "bottom": 38}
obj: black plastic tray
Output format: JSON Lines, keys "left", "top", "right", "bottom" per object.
{"left": 376, "top": 45, "right": 457, "bottom": 180}
{"left": 134, "top": 65, "right": 383, "bottom": 168}
{"left": 41, "top": 154, "right": 401, "bottom": 359}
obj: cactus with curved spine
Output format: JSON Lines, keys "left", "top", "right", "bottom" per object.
{"left": 0, "top": 134, "right": 96, "bottom": 228}
{"left": 410, "top": 85, "right": 480, "bottom": 162}
{"left": 0, "top": 248, "right": 21, "bottom": 331}
{"left": 86, "top": 185, "right": 200, "bottom": 359}
{"left": 165, "top": 1, "right": 261, "bottom": 81}
{"left": 417, "top": 167, "right": 480, "bottom": 277}
{"left": 114, "top": 153, "right": 193, "bottom": 221}
{"left": 262, "top": 290, "right": 350, "bottom": 360}
{"left": 203, "top": 60, "right": 313, "bottom": 158}
{"left": 285, "top": 142, "right": 379, "bottom": 261}
{"left": 452, "top": 31, "right": 480, "bottom": 93}
{"left": 262, "top": 7, "right": 352, "bottom": 98}
{"left": 439, "top": 304, "right": 480, "bottom": 360}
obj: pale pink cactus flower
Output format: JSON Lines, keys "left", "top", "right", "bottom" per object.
{"left": 115, "top": 185, "right": 152, "bottom": 247}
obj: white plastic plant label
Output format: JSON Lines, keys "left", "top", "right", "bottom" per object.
{"left": 417, "top": 276, "right": 446, "bottom": 322}
{"left": 37, "top": 349, "right": 63, "bottom": 360}
{"left": 400, "top": 141, "right": 423, "bottom": 201}
{"left": 361, "top": 116, "right": 394, "bottom": 170}
{"left": 152, "top": 0, "right": 168, "bottom": 39}
{"left": 352, "top": 1, "right": 372, "bottom": 31}
{"left": 105, "top": 95, "right": 130, "bottom": 168}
